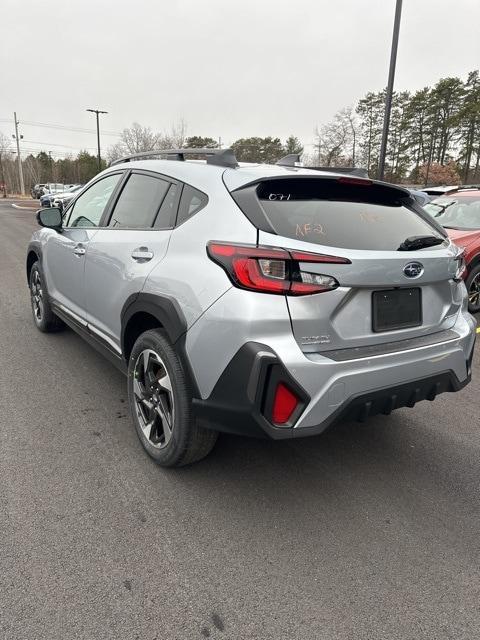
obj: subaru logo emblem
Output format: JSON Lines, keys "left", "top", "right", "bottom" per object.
{"left": 403, "top": 262, "right": 424, "bottom": 278}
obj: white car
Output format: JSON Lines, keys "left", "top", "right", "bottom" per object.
{"left": 52, "top": 185, "right": 83, "bottom": 211}
{"left": 41, "top": 183, "right": 65, "bottom": 196}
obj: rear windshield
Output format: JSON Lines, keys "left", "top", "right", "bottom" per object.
{"left": 424, "top": 195, "right": 480, "bottom": 230}
{"left": 256, "top": 179, "right": 445, "bottom": 251}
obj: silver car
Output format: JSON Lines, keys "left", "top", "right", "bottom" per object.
{"left": 26, "top": 149, "right": 476, "bottom": 467}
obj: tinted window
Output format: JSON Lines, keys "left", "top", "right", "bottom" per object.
{"left": 424, "top": 195, "right": 480, "bottom": 230}
{"left": 154, "top": 183, "right": 179, "bottom": 229}
{"left": 66, "top": 174, "right": 121, "bottom": 228}
{"left": 177, "top": 185, "right": 208, "bottom": 225}
{"left": 256, "top": 179, "right": 445, "bottom": 251}
{"left": 109, "top": 173, "right": 170, "bottom": 229}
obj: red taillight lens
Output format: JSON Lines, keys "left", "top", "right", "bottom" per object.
{"left": 272, "top": 382, "right": 299, "bottom": 425}
{"left": 454, "top": 250, "right": 467, "bottom": 281}
{"left": 207, "top": 242, "right": 350, "bottom": 296}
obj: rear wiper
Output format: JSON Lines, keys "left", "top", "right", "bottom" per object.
{"left": 398, "top": 235, "right": 445, "bottom": 251}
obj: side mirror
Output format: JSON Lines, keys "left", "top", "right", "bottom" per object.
{"left": 37, "top": 207, "right": 63, "bottom": 230}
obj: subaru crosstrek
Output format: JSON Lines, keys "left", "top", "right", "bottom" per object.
{"left": 26, "top": 149, "right": 476, "bottom": 466}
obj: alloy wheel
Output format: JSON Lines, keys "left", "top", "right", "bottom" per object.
{"left": 133, "top": 349, "right": 174, "bottom": 449}
{"left": 468, "top": 273, "right": 480, "bottom": 310}
{"left": 31, "top": 270, "right": 44, "bottom": 321}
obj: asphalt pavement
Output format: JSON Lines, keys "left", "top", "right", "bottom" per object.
{"left": 1, "top": 199, "right": 479, "bottom": 640}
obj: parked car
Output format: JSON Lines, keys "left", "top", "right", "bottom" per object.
{"left": 52, "top": 185, "right": 83, "bottom": 211}
{"left": 26, "top": 149, "right": 476, "bottom": 467}
{"left": 39, "top": 184, "right": 79, "bottom": 208}
{"left": 421, "top": 185, "right": 461, "bottom": 197}
{"left": 31, "top": 184, "right": 46, "bottom": 199}
{"left": 40, "top": 183, "right": 65, "bottom": 197}
{"left": 39, "top": 192, "right": 56, "bottom": 208}
{"left": 424, "top": 187, "right": 480, "bottom": 312}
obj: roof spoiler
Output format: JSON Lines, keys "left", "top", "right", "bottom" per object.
{"left": 276, "top": 155, "right": 369, "bottom": 178}
{"left": 110, "top": 148, "right": 238, "bottom": 169}
{"left": 309, "top": 166, "right": 369, "bottom": 178}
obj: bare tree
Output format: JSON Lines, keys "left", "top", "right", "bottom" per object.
{"left": 107, "top": 120, "right": 188, "bottom": 163}
{"left": 0, "top": 131, "right": 13, "bottom": 195}
{"left": 107, "top": 122, "right": 161, "bottom": 162}
{"left": 314, "top": 108, "right": 355, "bottom": 167}
{"left": 343, "top": 106, "right": 359, "bottom": 166}
{"left": 156, "top": 119, "right": 188, "bottom": 149}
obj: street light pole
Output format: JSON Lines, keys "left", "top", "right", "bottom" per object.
{"left": 13, "top": 112, "right": 25, "bottom": 195}
{"left": 378, "top": 0, "right": 403, "bottom": 181}
{"left": 86, "top": 108, "right": 108, "bottom": 171}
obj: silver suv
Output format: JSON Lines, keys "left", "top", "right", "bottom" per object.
{"left": 27, "top": 149, "right": 476, "bottom": 467}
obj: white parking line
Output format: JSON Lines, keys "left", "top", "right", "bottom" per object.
{"left": 11, "top": 203, "right": 37, "bottom": 211}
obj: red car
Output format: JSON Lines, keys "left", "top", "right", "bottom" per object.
{"left": 424, "top": 187, "right": 480, "bottom": 313}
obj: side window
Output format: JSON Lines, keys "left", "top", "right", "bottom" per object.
{"left": 154, "top": 183, "right": 179, "bottom": 229}
{"left": 66, "top": 174, "right": 121, "bottom": 228}
{"left": 176, "top": 184, "right": 208, "bottom": 226}
{"left": 108, "top": 173, "right": 170, "bottom": 229}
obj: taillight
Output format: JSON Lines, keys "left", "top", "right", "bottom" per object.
{"left": 454, "top": 250, "right": 467, "bottom": 281}
{"left": 207, "top": 242, "right": 350, "bottom": 296}
{"left": 272, "top": 382, "right": 299, "bottom": 425}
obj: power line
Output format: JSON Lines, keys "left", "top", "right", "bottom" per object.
{"left": 22, "top": 139, "right": 98, "bottom": 151}
{"left": 0, "top": 117, "right": 121, "bottom": 137}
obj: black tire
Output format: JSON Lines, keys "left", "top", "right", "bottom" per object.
{"left": 29, "top": 261, "right": 64, "bottom": 332}
{"left": 466, "top": 264, "right": 480, "bottom": 314}
{"left": 127, "top": 329, "right": 218, "bottom": 467}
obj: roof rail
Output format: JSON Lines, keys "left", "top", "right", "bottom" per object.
{"left": 110, "top": 148, "right": 238, "bottom": 168}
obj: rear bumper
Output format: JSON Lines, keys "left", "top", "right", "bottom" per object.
{"left": 192, "top": 312, "right": 476, "bottom": 440}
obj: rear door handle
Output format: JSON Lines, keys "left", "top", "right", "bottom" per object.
{"left": 131, "top": 247, "right": 154, "bottom": 262}
{"left": 73, "top": 244, "right": 86, "bottom": 256}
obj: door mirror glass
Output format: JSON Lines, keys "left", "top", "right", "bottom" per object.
{"left": 37, "top": 207, "right": 62, "bottom": 229}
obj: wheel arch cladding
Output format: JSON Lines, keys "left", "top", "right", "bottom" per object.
{"left": 467, "top": 253, "right": 480, "bottom": 271}
{"left": 26, "top": 248, "right": 40, "bottom": 283}
{"left": 121, "top": 293, "right": 188, "bottom": 362}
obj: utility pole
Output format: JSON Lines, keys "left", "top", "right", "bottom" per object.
{"left": 48, "top": 151, "right": 54, "bottom": 181}
{"left": 0, "top": 151, "right": 5, "bottom": 197}
{"left": 13, "top": 112, "right": 25, "bottom": 195}
{"left": 86, "top": 108, "right": 108, "bottom": 171}
{"left": 378, "top": 0, "right": 403, "bottom": 181}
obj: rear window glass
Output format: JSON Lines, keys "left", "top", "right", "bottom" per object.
{"left": 424, "top": 196, "right": 480, "bottom": 230}
{"left": 256, "top": 179, "right": 445, "bottom": 251}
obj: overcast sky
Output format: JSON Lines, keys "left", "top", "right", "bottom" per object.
{"left": 2, "top": 0, "right": 479, "bottom": 159}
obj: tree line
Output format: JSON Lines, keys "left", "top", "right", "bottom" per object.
{"left": 1, "top": 69, "right": 478, "bottom": 194}
{"left": 353, "top": 69, "right": 480, "bottom": 184}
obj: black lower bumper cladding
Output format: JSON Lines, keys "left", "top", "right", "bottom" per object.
{"left": 192, "top": 342, "right": 309, "bottom": 440}
{"left": 192, "top": 341, "right": 474, "bottom": 440}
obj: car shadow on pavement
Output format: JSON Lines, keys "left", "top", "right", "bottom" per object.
{"left": 165, "top": 396, "right": 480, "bottom": 528}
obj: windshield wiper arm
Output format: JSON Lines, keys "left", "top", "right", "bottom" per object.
{"left": 398, "top": 235, "right": 444, "bottom": 251}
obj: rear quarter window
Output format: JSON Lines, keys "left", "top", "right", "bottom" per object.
{"left": 176, "top": 185, "right": 208, "bottom": 226}
{"left": 254, "top": 178, "right": 446, "bottom": 251}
